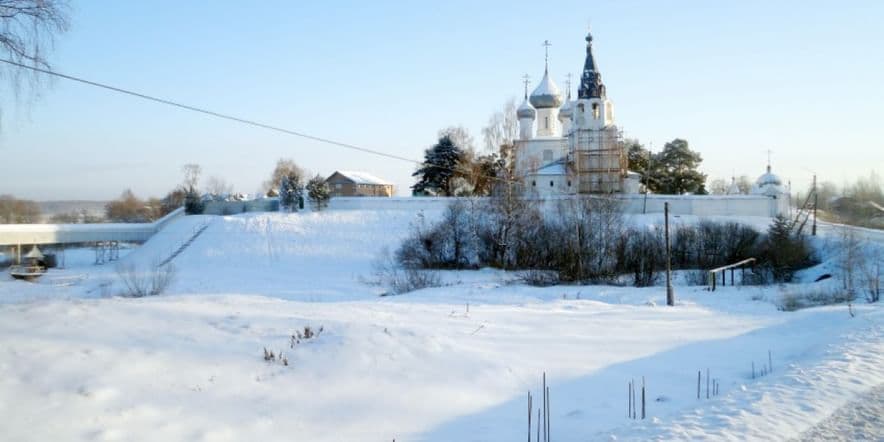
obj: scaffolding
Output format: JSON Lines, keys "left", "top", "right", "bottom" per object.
{"left": 569, "top": 127, "right": 627, "bottom": 194}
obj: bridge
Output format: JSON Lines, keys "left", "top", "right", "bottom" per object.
{"left": 0, "top": 208, "right": 184, "bottom": 261}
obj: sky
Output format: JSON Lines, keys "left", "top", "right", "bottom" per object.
{"left": 1, "top": 0, "right": 882, "bottom": 200}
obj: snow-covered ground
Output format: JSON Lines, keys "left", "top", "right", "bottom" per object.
{"left": 0, "top": 209, "right": 881, "bottom": 441}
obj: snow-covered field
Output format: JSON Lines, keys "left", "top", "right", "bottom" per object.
{"left": 0, "top": 209, "right": 881, "bottom": 441}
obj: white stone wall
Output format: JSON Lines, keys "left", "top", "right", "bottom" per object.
{"left": 326, "top": 195, "right": 789, "bottom": 218}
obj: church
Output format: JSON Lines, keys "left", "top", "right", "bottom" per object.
{"left": 514, "top": 30, "right": 642, "bottom": 195}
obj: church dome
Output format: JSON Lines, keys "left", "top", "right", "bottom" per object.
{"left": 752, "top": 165, "right": 784, "bottom": 196}
{"left": 517, "top": 99, "right": 536, "bottom": 119}
{"left": 558, "top": 99, "right": 573, "bottom": 120}
{"left": 530, "top": 70, "right": 563, "bottom": 109}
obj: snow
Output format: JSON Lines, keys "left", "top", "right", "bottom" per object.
{"left": 0, "top": 208, "right": 881, "bottom": 441}
{"left": 333, "top": 170, "right": 393, "bottom": 186}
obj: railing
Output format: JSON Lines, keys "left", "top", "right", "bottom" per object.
{"left": 708, "top": 258, "right": 757, "bottom": 291}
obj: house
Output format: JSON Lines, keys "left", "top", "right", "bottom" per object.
{"left": 325, "top": 171, "right": 394, "bottom": 197}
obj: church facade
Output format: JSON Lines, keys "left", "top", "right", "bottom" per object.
{"left": 514, "top": 31, "right": 641, "bottom": 196}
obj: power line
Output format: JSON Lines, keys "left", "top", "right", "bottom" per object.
{"left": 0, "top": 58, "right": 422, "bottom": 166}
{"left": 0, "top": 58, "right": 636, "bottom": 195}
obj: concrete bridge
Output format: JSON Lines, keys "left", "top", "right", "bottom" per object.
{"left": 0, "top": 208, "right": 184, "bottom": 258}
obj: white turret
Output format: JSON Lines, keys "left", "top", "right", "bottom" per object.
{"left": 517, "top": 99, "right": 536, "bottom": 140}
{"left": 558, "top": 83, "right": 573, "bottom": 135}
{"left": 517, "top": 76, "right": 536, "bottom": 140}
{"left": 530, "top": 69, "right": 563, "bottom": 137}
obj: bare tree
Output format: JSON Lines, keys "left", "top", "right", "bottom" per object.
{"left": 482, "top": 98, "right": 518, "bottom": 151}
{"left": 204, "top": 175, "right": 233, "bottom": 197}
{"left": 862, "top": 246, "right": 881, "bottom": 303}
{"left": 708, "top": 178, "right": 728, "bottom": 195}
{"left": 182, "top": 163, "right": 202, "bottom": 190}
{"left": 736, "top": 175, "right": 753, "bottom": 195}
{"left": 263, "top": 158, "right": 304, "bottom": 194}
{"left": 836, "top": 226, "right": 865, "bottom": 301}
{"left": 0, "top": 0, "right": 69, "bottom": 123}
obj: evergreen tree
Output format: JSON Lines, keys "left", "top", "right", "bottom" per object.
{"left": 306, "top": 174, "right": 331, "bottom": 211}
{"left": 279, "top": 170, "right": 303, "bottom": 212}
{"left": 651, "top": 139, "right": 708, "bottom": 194}
{"left": 412, "top": 135, "right": 465, "bottom": 196}
{"left": 762, "top": 215, "right": 812, "bottom": 282}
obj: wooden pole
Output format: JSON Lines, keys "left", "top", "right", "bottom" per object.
{"left": 697, "top": 370, "right": 701, "bottom": 399}
{"left": 812, "top": 174, "right": 818, "bottom": 236}
{"left": 546, "top": 386, "right": 551, "bottom": 442}
{"left": 665, "top": 202, "right": 674, "bottom": 306}
{"left": 528, "top": 392, "right": 532, "bottom": 442}
{"left": 641, "top": 377, "right": 646, "bottom": 420}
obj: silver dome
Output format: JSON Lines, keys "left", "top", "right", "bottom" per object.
{"left": 529, "top": 70, "right": 563, "bottom": 109}
{"left": 558, "top": 100, "right": 573, "bottom": 119}
{"left": 517, "top": 100, "right": 536, "bottom": 119}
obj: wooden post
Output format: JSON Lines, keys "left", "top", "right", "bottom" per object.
{"left": 697, "top": 370, "right": 701, "bottom": 399}
{"left": 641, "top": 377, "right": 646, "bottom": 420}
{"left": 812, "top": 174, "right": 818, "bottom": 236}
{"left": 711, "top": 271, "right": 716, "bottom": 291}
{"left": 528, "top": 392, "right": 532, "bottom": 442}
{"left": 730, "top": 268, "right": 734, "bottom": 285}
{"left": 665, "top": 202, "right": 674, "bottom": 306}
{"left": 706, "top": 368, "right": 710, "bottom": 399}
{"left": 769, "top": 350, "right": 772, "bottom": 373}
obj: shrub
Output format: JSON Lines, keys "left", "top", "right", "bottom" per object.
{"left": 116, "top": 262, "right": 176, "bottom": 297}
{"left": 369, "top": 248, "right": 441, "bottom": 295}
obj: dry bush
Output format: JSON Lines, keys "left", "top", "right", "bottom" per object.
{"left": 116, "top": 262, "right": 176, "bottom": 297}
{"left": 776, "top": 285, "right": 852, "bottom": 311}
{"left": 368, "top": 248, "right": 441, "bottom": 296}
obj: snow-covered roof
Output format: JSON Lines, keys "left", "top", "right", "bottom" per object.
{"left": 332, "top": 171, "right": 392, "bottom": 186}
{"left": 532, "top": 161, "right": 567, "bottom": 176}
{"left": 530, "top": 70, "right": 563, "bottom": 109}
{"left": 517, "top": 99, "right": 536, "bottom": 119}
{"left": 24, "top": 245, "right": 44, "bottom": 260}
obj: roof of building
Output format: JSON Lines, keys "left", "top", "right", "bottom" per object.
{"left": 24, "top": 245, "right": 44, "bottom": 259}
{"left": 532, "top": 160, "right": 568, "bottom": 176}
{"left": 517, "top": 99, "right": 536, "bottom": 119}
{"left": 578, "top": 31, "right": 607, "bottom": 99}
{"left": 330, "top": 171, "right": 393, "bottom": 186}
{"left": 530, "top": 69, "right": 563, "bottom": 109}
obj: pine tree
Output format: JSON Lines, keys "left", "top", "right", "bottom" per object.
{"left": 412, "top": 135, "right": 465, "bottom": 196}
{"left": 763, "top": 215, "right": 812, "bottom": 282}
{"left": 306, "top": 174, "right": 331, "bottom": 211}
{"left": 651, "top": 139, "right": 708, "bottom": 194}
{"left": 279, "top": 170, "right": 303, "bottom": 212}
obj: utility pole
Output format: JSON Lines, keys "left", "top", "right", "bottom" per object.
{"left": 812, "top": 174, "right": 818, "bottom": 236}
{"left": 665, "top": 202, "right": 674, "bottom": 306}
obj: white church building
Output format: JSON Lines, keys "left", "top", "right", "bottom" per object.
{"left": 512, "top": 30, "right": 790, "bottom": 217}
{"left": 515, "top": 31, "right": 641, "bottom": 196}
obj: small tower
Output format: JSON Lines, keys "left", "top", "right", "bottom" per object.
{"left": 570, "top": 30, "right": 625, "bottom": 193}
{"left": 517, "top": 75, "right": 536, "bottom": 140}
{"left": 573, "top": 30, "right": 614, "bottom": 130}
{"left": 530, "top": 40, "right": 564, "bottom": 137}
{"left": 558, "top": 74, "right": 574, "bottom": 135}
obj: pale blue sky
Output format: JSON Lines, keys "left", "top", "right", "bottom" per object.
{"left": 1, "top": 0, "right": 882, "bottom": 199}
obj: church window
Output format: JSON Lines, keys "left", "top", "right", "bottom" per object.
{"left": 592, "top": 103, "right": 600, "bottom": 119}
{"left": 545, "top": 117, "right": 549, "bottom": 129}
{"left": 549, "top": 181, "right": 554, "bottom": 187}
{"left": 532, "top": 180, "right": 536, "bottom": 187}
{"left": 567, "top": 180, "right": 571, "bottom": 187}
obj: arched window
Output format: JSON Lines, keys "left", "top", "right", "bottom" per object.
{"left": 532, "top": 180, "right": 536, "bottom": 187}
{"left": 549, "top": 181, "right": 554, "bottom": 187}
{"left": 592, "top": 103, "right": 600, "bottom": 119}
{"left": 544, "top": 117, "right": 549, "bottom": 129}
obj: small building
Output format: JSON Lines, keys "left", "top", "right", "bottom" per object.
{"left": 326, "top": 171, "right": 394, "bottom": 197}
